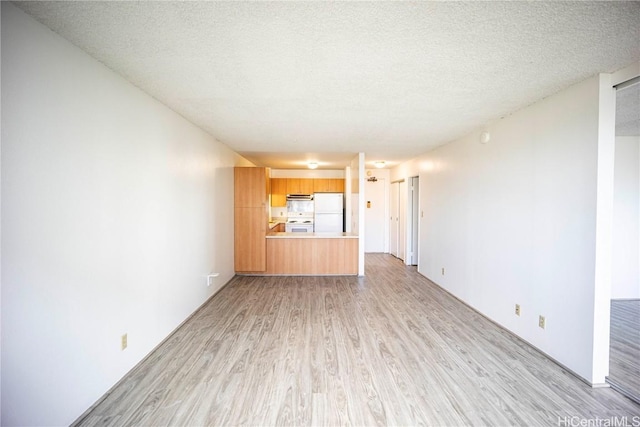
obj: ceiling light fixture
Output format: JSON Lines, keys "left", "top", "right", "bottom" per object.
{"left": 374, "top": 161, "right": 385, "bottom": 169}
{"left": 308, "top": 162, "right": 318, "bottom": 169}
{"left": 480, "top": 131, "right": 491, "bottom": 144}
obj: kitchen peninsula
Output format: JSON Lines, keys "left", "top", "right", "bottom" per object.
{"left": 235, "top": 167, "right": 358, "bottom": 275}
{"left": 265, "top": 231, "right": 358, "bottom": 275}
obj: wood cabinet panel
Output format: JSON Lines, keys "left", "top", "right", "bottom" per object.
{"left": 235, "top": 167, "right": 268, "bottom": 208}
{"left": 314, "top": 238, "right": 357, "bottom": 274}
{"left": 235, "top": 167, "right": 269, "bottom": 272}
{"left": 268, "top": 223, "right": 286, "bottom": 232}
{"left": 313, "top": 178, "right": 344, "bottom": 193}
{"left": 271, "top": 178, "right": 287, "bottom": 207}
{"left": 313, "top": 179, "right": 329, "bottom": 193}
{"left": 234, "top": 207, "right": 267, "bottom": 272}
{"left": 286, "top": 178, "right": 314, "bottom": 195}
{"left": 266, "top": 238, "right": 358, "bottom": 275}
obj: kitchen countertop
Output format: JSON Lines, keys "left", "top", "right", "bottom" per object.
{"left": 266, "top": 232, "right": 358, "bottom": 239}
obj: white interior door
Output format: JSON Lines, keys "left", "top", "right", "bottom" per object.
{"left": 365, "top": 178, "right": 386, "bottom": 252}
{"left": 398, "top": 180, "right": 407, "bottom": 261}
{"left": 409, "top": 177, "right": 420, "bottom": 265}
{"left": 390, "top": 182, "right": 399, "bottom": 257}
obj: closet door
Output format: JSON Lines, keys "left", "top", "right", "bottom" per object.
{"left": 390, "top": 182, "right": 399, "bottom": 257}
{"left": 398, "top": 180, "right": 407, "bottom": 261}
{"left": 409, "top": 177, "right": 420, "bottom": 266}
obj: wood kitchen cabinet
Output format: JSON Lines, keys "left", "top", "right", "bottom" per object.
{"left": 234, "top": 167, "right": 269, "bottom": 272}
{"left": 272, "top": 177, "right": 344, "bottom": 206}
{"left": 271, "top": 178, "right": 287, "bottom": 207}
{"left": 313, "top": 178, "right": 345, "bottom": 193}
{"left": 266, "top": 237, "right": 357, "bottom": 274}
{"left": 234, "top": 207, "right": 267, "bottom": 272}
{"left": 235, "top": 167, "right": 269, "bottom": 208}
{"left": 286, "top": 178, "right": 314, "bottom": 195}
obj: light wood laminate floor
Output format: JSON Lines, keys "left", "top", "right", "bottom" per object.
{"left": 76, "top": 254, "right": 640, "bottom": 426}
{"left": 608, "top": 299, "right": 640, "bottom": 403}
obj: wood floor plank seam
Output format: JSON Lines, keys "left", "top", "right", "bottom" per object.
{"left": 607, "top": 299, "right": 640, "bottom": 405}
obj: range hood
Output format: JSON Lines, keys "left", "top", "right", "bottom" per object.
{"left": 286, "top": 194, "right": 314, "bottom": 201}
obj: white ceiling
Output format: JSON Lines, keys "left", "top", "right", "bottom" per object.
{"left": 13, "top": 1, "right": 640, "bottom": 169}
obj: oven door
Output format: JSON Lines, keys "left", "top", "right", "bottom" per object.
{"left": 285, "top": 223, "right": 313, "bottom": 233}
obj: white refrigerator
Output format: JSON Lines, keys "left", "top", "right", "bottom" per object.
{"left": 314, "top": 193, "right": 344, "bottom": 232}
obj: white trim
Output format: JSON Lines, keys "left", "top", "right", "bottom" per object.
{"left": 592, "top": 73, "right": 616, "bottom": 383}
{"left": 612, "top": 61, "right": 640, "bottom": 87}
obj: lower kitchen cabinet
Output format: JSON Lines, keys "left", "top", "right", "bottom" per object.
{"left": 234, "top": 207, "right": 267, "bottom": 272}
{"left": 265, "top": 237, "right": 357, "bottom": 275}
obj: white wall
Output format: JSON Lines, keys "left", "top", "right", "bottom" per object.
{"left": 396, "top": 75, "right": 609, "bottom": 384}
{"left": 1, "top": 4, "right": 252, "bottom": 425}
{"left": 612, "top": 136, "right": 640, "bottom": 298}
{"left": 364, "top": 168, "right": 390, "bottom": 253}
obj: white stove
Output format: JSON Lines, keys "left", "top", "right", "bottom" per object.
{"left": 285, "top": 212, "right": 314, "bottom": 233}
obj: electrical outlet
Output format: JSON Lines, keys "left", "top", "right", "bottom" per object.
{"left": 515, "top": 304, "right": 521, "bottom": 316}
{"left": 538, "top": 315, "right": 546, "bottom": 329}
{"left": 441, "top": 267, "right": 445, "bottom": 275}
{"left": 121, "top": 333, "right": 128, "bottom": 350}
{"left": 207, "top": 273, "right": 220, "bottom": 287}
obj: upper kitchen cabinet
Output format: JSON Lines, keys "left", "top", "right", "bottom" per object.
{"left": 235, "top": 167, "right": 269, "bottom": 208}
{"left": 286, "top": 178, "right": 314, "bottom": 195}
{"left": 271, "top": 178, "right": 287, "bottom": 207}
{"left": 313, "top": 178, "right": 345, "bottom": 193}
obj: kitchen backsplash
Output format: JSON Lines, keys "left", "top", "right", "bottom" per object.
{"left": 271, "top": 207, "right": 287, "bottom": 220}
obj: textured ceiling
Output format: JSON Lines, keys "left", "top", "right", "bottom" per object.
{"left": 13, "top": 1, "right": 640, "bottom": 169}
